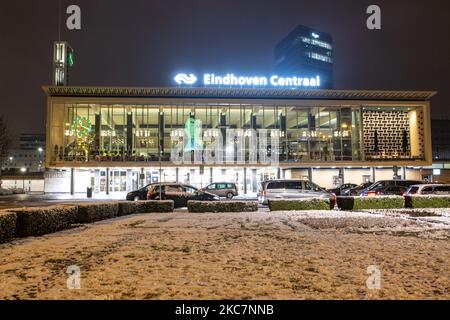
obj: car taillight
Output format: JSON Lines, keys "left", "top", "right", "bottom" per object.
{"left": 147, "top": 190, "right": 154, "bottom": 199}
{"left": 262, "top": 190, "right": 266, "bottom": 197}
{"left": 367, "top": 191, "right": 376, "bottom": 197}
{"left": 331, "top": 193, "right": 337, "bottom": 202}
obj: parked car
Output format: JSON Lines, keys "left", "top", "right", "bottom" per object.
{"left": 147, "top": 183, "right": 219, "bottom": 208}
{"left": 367, "top": 185, "right": 408, "bottom": 196}
{"left": 359, "top": 180, "right": 424, "bottom": 196}
{"left": 202, "top": 182, "right": 238, "bottom": 199}
{"left": 404, "top": 184, "right": 450, "bottom": 196}
{"left": 345, "top": 182, "right": 373, "bottom": 196}
{"left": 260, "top": 179, "right": 336, "bottom": 205}
{"left": 327, "top": 183, "right": 358, "bottom": 196}
{"left": 126, "top": 183, "right": 153, "bottom": 201}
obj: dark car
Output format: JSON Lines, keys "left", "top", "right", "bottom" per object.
{"left": 126, "top": 184, "right": 153, "bottom": 201}
{"left": 346, "top": 182, "right": 373, "bottom": 196}
{"left": 327, "top": 183, "right": 358, "bottom": 196}
{"left": 202, "top": 182, "right": 238, "bottom": 199}
{"left": 359, "top": 180, "right": 424, "bottom": 196}
{"left": 147, "top": 183, "right": 219, "bottom": 208}
{"left": 367, "top": 185, "right": 408, "bottom": 196}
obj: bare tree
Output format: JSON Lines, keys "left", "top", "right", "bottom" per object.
{"left": 0, "top": 116, "right": 12, "bottom": 187}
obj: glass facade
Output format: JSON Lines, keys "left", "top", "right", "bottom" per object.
{"left": 49, "top": 103, "right": 425, "bottom": 164}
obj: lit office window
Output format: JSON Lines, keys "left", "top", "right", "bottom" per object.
{"left": 307, "top": 52, "right": 333, "bottom": 63}
{"left": 301, "top": 37, "right": 332, "bottom": 50}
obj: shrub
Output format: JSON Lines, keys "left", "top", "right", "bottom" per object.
{"left": 118, "top": 200, "right": 174, "bottom": 215}
{"left": 76, "top": 202, "right": 118, "bottom": 223}
{"left": 0, "top": 211, "right": 17, "bottom": 243}
{"left": 337, "top": 196, "right": 404, "bottom": 210}
{"left": 0, "top": 188, "right": 13, "bottom": 196}
{"left": 268, "top": 198, "right": 331, "bottom": 211}
{"left": 405, "top": 195, "right": 450, "bottom": 208}
{"left": 118, "top": 201, "right": 139, "bottom": 216}
{"left": 138, "top": 200, "right": 174, "bottom": 213}
{"left": 12, "top": 188, "right": 26, "bottom": 194}
{"left": 188, "top": 201, "right": 258, "bottom": 213}
{"left": 9, "top": 205, "right": 78, "bottom": 237}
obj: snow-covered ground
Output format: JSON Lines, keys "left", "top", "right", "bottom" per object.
{"left": 0, "top": 209, "right": 448, "bottom": 299}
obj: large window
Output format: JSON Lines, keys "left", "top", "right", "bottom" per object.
{"left": 53, "top": 102, "right": 422, "bottom": 164}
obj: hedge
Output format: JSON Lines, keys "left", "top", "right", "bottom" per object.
{"left": 138, "top": 200, "right": 174, "bottom": 213}
{"left": 118, "top": 200, "right": 174, "bottom": 215}
{"left": 0, "top": 189, "right": 13, "bottom": 196}
{"left": 337, "top": 196, "right": 404, "bottom": 210}
{"left": 8, "top": 205, "right": 78, "bottom": 237}
{"left": 76, "top": 202, "right": 119, "bottom": 223}
{"left": 0, "top": 211, "right": 17, "bottom": 243}
{"left": 405, "top": 195, "right": 450, "bottom": 208}
{"left": 188, "top": 200, "right": 258, "bottom": 213}
{"left": 268, "top": 198, "right": 331, "bottom": 211}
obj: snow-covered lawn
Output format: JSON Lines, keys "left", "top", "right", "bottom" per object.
{"left": 0, "top": 209, "right": 448, "bottom": 299}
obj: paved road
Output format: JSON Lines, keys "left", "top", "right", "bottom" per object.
{"left": 0, "top": 193, "right": 125, "bottom": 209}
{"left": 0, "top": 193, "right": 264, "bottom": 210}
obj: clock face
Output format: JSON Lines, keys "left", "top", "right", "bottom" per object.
{"left": 71, "top": 116, "right": 92, "bottom": 138}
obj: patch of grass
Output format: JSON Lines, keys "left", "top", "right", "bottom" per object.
{"left": 44, "top": 258, "right": 79, "bottom": 271}
{"left": 402, "top": 210, "right": 442, "bottom": 217}
{"left": 127, "top": 220, "right": 146, "bottom": 228}
{"left": 143, "top": 292, "right": 160, "bottom": 299}
{"left": 389, "top": 230, "right": 422, "bottom": 238}
{"left": 181, "top": 246, "right": 191, "bottom": 253}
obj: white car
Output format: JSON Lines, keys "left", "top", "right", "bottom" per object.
{"left": 404, "top": 184, "right": 450, "bottom": 196}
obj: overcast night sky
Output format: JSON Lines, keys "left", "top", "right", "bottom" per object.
{"left": 0, "top": 0, "right": 449, "bottom": 140}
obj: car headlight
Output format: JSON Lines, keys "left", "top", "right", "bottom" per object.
{"left": 214, "top": 196, "right": 220, "bottom": 200}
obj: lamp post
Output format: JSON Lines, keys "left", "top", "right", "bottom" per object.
{"left": 159, "top": 149, "right": 163, "bottom": 200}
{"left": 38, "top": 147, "right": 43, "bottom": 172}
{"left": 20, "top": 167, "right": 26, "bottom": 190}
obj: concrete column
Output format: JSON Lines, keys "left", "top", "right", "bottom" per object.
{"left": 252, "top": 168, "right": 257, "bottom": 193}
{"left": 106, "top": 168, "right": 110, "bottom": 195}
{"left": 190, "top": 169, "right": 195, "bottom": 185}
{"left": 94, "top": 169, "right": 100, "bottom": 193}
{"left": 126, "top": 169, "right": 132, "bottom": 192}
{"left": 210, "top": 168, "right": 213, "bottom": 184}
{"left": 402, "top": 167, "right": 406, "bottom": 180}
{"left": 243, "top": 168, "right": 247, "bottom": 194}
{"left": 140, "top": 168, "right": 144, "bottom": 188}
{"left": 176, "top": 168, "right": 179, "bottom": 183}
{"left": 277, "top": 168, "right": 281, "bottom": 179}
{"left": 70, "top": 168, "right": 75, "bottom": 195}
{"left": 340, "top": 168, "right": 345, "bottom": 184}
{"left": 308, "top": 168, "right": 313, "bottom": 182}
{"left": 371, "top": 167, "right": 376, "bottom": 183}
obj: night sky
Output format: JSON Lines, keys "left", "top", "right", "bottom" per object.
{"left": 1, "top": 0, "right": 449, "bottom": 140}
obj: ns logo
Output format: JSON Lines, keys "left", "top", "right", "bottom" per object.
{"left": 174, "top": 74, "right": 198, "bottom": 85}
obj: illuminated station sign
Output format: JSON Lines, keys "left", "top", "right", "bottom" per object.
{"left": 174, "top": 73, "right": 321, "bottom": 88}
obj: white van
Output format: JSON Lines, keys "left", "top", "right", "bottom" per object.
{"left": 404, "top": 184, "right": 450, "bottom": 196}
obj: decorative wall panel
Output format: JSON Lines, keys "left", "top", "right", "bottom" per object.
{"left": 363, "top": 110, "right": 424, "bottom": 160}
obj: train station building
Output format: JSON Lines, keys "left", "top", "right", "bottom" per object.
{"left": 42, "top": 85, "right": 435, "bottom": 195}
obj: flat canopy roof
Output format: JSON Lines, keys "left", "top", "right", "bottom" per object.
{"left": 42, "top": 86, "right": 437, "bottom": 101}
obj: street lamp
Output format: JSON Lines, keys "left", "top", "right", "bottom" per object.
{"left": 37, "top": 147, "right": 44, "bottom": 172}
{"left": 159, "top": 149, "right": 163, "bottom": 200}
{"left": 20, "top": 167, "right": 26, "bottom": 190}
